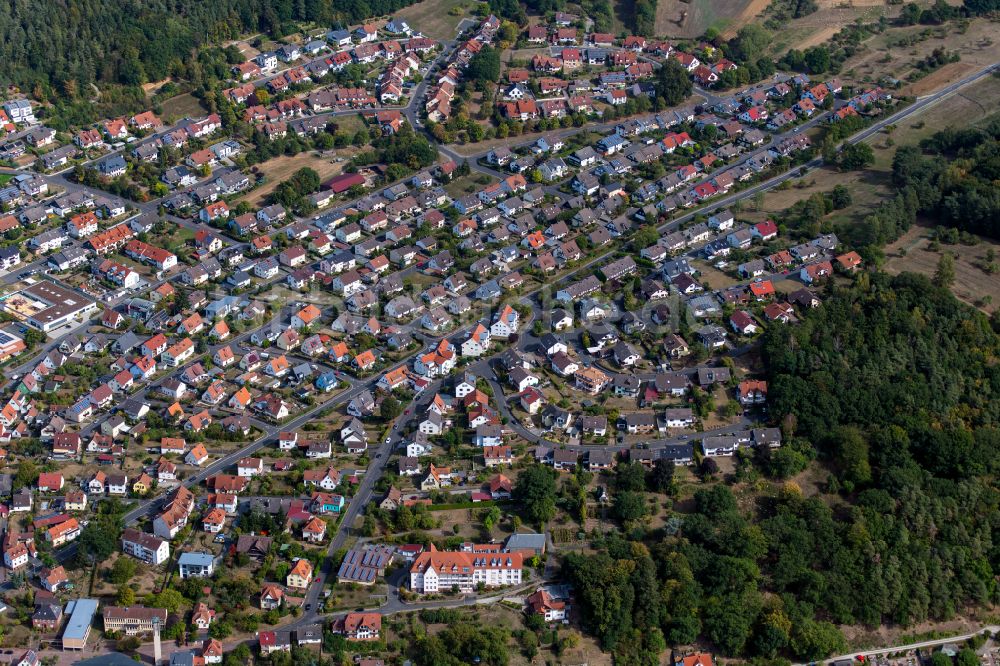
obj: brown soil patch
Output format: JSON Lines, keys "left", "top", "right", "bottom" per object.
{"left": 141, "top": 80, "right": 170, "bottom": 95}
{"left": 902, "top": 61, "right": 975, "bottom": 96}
{"left": 796, "top": 25, "right": 840, "bottom": 49}
{"left": 656, "top": 0, "right": 690, "bottom": 36}
{"left": 232, "top": 41, "right": 261, "bottom": 60}
{"left": 718, "top": 0, "right": 771, "bottom": 39}
{"left": 816, "top": 0, "right": 887, "bottom": 8}
{"left": 237, "top": 151, "right": 355, "bottom": 207}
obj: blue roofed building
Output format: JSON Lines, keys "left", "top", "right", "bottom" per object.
{"left": 170, "top": 651, "right": 196, "bottom": 666}
{"left": 505, "top": 532, "right": 547, "bottom": 555}
{"left": 95, "top": 154, "right": 127, "bottom": 178}
{"left": 178, "top": 551, "right": 216, "bottom": 579}
{"left": 62, "top": 598, "right": 99, "bottom": 650}
{"left": 315, "top": 372, "right": 339, "bottom": 393}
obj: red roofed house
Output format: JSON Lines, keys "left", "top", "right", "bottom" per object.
{"left": 37, "top": 473, "right": 64, "bottom": 493}
{"left": 729, "top": 310, "right": 759, "bottom": 336}
{"left": 200, "top": 201, "right": 230, "bottom": 223}
{"left": 738, "top": 380, "right": 768, "bottom": 405}
{"left": 526, "top": 588, "right": 567, "bottom": 622}
{"left": 483, "top": 445, "right": 512, "bottom": 467}
{"left": 752, "top": 219, "right": 778, "bottom": 241}
{"left": 503, "top": 100, "right": 539, "bottom": 121}
{"left": 748, "top": 280, "right": 775, "bottom": 301}
{"left": 836, "top": 251, "right": 863, "bottom": 272}
{"left": 800, "top": 260, "right": 833, "bottom": 284}
{"left": 693, "top": 182, "right": 717, "bottom": 199}
{"left": 325, "top": 172, "right": 365, "bottom": 194}
{"left": 334, "top": 612, "right": 381, "bottom": 641}
{"left": 489, "top": 474, "right": 512, "bottom": 499}
{"left": 409, "top": 545, "right": 522, "bottom": 593}
{"left": 764, "top": 302, "right": 796, "bottom": 323}
{"left": 302, "top": 516, "right": 327, "bottom": 542}
{"left": 679, "top": 653, "right": 715, "bottom": 666}
{"left": 130, "top": 111, "right": 162, "bottom": 130}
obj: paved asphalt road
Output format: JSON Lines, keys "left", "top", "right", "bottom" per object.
{"left": 812, "top": 626, "right": 1000, "bottom": 666}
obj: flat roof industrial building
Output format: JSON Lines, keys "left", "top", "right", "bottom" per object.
{"left": 62, "top": 598, "right": 99, "bottom": 650}
{"left": 2, "top": 280, "right": 97, "bottom": 332}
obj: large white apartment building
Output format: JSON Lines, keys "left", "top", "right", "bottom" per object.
{"left": 409, "top": 545, "right": 523, "bottom": 593}
{"left": 120, "top": 528, "right": 170, "bottom": 566}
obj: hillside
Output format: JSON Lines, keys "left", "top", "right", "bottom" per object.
{"left": 566, "top": 273, "right": 1000, "bottom": 663}
{"left": 0, "top": 0, "right": 419, "bottom": 92}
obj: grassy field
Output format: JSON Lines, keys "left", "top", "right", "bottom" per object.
{"left": 238, "top": 151, "right": 355, "bottom": 207}
{"left": 831, "top": 12, "right": 997, "bottom": 90}
{"left": 159, "top": 92, "right": 208, "bottom": 122}
{"left": 701, "top": 0, "right": 768, "bottom": 40}
{"left": 883, "top": 225, "right": 1000, "bottom": 313}
{"left": 692, "top": 260, "right": 737, "bottom": 289}
{"left": 609, "top": 0, "right": 631, "bottom": 34}
{"left": 873, "top": 71, "right": 1000, "bottom": 169}
{"left": 507, "top": 46, "right": 551, "bottom": 63}
{"left": 394, "top": 0, "right": 477, "bottom": 40}
{"left": 735, "top": 166, "right": 891, "bottom": 237}
{"left": 757, "top": 0, "right": 974, "bottom": 57}
{"left": 653, "top": 0, "right": 763, "bottom": 38}
{"left": 762, "top": 5, "right": 891, "bottom": 55}
{"left": 330, "top": 113, "right": 367, "bottom": 135}
{"left": 443, "top": 172, "right": 496, "bottom": 198}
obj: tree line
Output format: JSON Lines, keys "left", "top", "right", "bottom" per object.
{"left": 559, "top": 270, "right": 1000, "bottom": 664}
{"left": 349, "top": 124, "right": 438, "bottom": 183}
{"left": 0, "top": 0, "right": 421, "bottom": 109}
{"left": 764, "top": 271, "right": 1000, "bottom": 623}
{"left": 631, "top": 0, "right": 659, "bottom": 37}
{"left": 891, "top": 113, "right": 1000, "bottom": 240}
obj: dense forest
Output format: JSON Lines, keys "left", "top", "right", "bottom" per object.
{"left": 765, "top": 272, "right": 1000, "bottom": 616}
{"left": 892, "top": 114, "right": 1000, "bottom": 239}
{"left": 762, "top": 0, "right": 819, "bottom": 30}
{"left": 565, "top": 273, "right": 1000, "bottom": 663}
{"left": 0, "top": 0, "right": 419, "bottom": 93}
{"left": 631, "top": 0, "right": 659, "bottom": 37}
{"left": 350, "top": 125, "right": 439, "bottom": 182}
